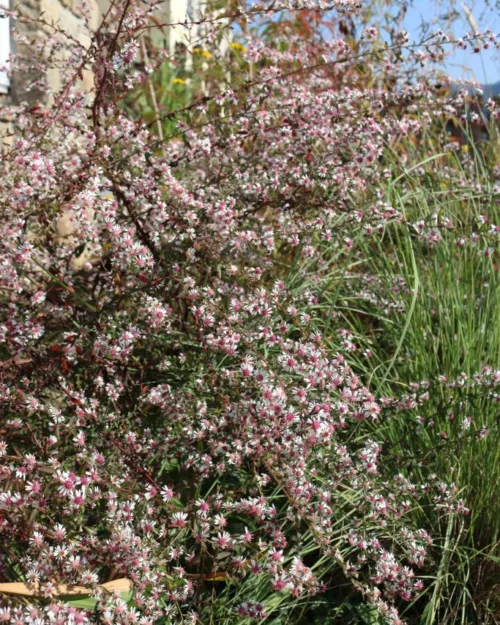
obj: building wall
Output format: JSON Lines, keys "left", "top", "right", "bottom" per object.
{"left": 94, "top": 0, "right": 205, "bottom": 52}
{"left": 3, "top": 0, "right": 99, "bottom": 102}
{"left": 0, "top": 0, "right": 215, "bottom": 150}
{"left": 1, "top": 0, "right": 98, "bottom": 149}
{"left": 1, "top": 0, "right": 206, "bottom": 102}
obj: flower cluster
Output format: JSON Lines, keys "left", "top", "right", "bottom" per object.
{"left": 0, "top": 1, "right": 498, "bottom": 624}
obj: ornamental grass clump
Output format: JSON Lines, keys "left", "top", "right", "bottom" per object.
{"left": 0, "top": 1, "right": 498, "bottom": 624}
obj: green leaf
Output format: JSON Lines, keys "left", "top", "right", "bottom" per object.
{"left": 60, "top": 596, "right": 97, "bottom": 609}
{"left": 354, "top": 604, "right": 384, "bottom": 625}
{"left": 62, "top": 590, "right": 133, "bottom": 609}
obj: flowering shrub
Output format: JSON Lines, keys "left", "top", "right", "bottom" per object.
{"left": 0, "top": 1, "right": 498, "bottom": 624}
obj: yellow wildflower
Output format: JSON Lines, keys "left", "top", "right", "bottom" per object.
{"left": 171, "top": 78, "right": 187, "bottom": 85}
{"left": 230, "top": 42, "right": 246, "bottom": 53}
{"left": 193, "top": 48, "right": 213, "bottom": 59}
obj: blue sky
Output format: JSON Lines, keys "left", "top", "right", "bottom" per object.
{"left": 403, "top": 0, "right": 500, "bottom": 83}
